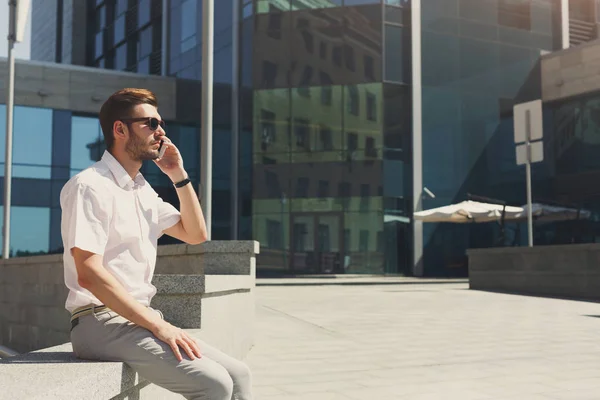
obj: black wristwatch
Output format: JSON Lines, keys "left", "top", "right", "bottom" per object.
{"left": 173, "top": 177, "right": 191, "bottom": 188}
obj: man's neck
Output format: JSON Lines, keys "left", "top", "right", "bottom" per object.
{"left": 109, "top": 149, "right": 142, "bottom": 180}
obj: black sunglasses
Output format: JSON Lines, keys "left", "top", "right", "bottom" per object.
{"left": 120, "top": 117, "right": 166, "bottom": 131}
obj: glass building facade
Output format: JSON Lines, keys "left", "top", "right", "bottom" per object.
{"left": 247, "top": 2, "right": 412, "bottom": 275}
{"left": 20, "top": 0, "right": 599, "bottom": 275}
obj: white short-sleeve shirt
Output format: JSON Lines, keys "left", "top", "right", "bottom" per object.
{"left": 60, "top": 150, "right": 181, "bottom": 312}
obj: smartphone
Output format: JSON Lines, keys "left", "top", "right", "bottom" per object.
{"left": 158, "top": 139, "right": 167, "bottom": 158}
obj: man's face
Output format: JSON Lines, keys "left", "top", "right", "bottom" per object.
{"left": 123, "top": 104, "right": 165, "bottom": 161}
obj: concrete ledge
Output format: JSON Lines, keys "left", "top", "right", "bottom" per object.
{"left": 467, "top": 243, "right": 600, "bottom": 301}
{"left": 0, "top": 240, "right": 259, "bottom": 399}
{"left": 0, "top": 339, "right": 196, "bottom": 400}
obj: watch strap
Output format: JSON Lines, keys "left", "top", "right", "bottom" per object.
{"left": 173, "top": 177, "right": 191, "bottom": 188}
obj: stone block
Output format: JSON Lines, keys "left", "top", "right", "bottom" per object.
{"left": 151, "top": 294, "right": 202, "bottom": 329}
{"left": 153, "top": 274, "right": 205, "bottom": 294}
{"left": 155, "top": 254, "right": 205, "bottom": 275}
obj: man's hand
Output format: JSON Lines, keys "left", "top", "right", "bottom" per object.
{"left": 154, "top": 137, "right": 187, "bottom": 183}
{"left": 152, "top": 320, "right": 202, "bottom": 362}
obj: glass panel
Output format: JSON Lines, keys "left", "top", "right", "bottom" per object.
{"left": 138, "top": 25, "right": 152, "bottom": 58}
{"left": 95, "top": 31, "right": 104, "bottom": 59}
{"left": 253, "top": 206, "right": 290, "bottom": 273}
{"left": 116, "top": 0, "right": 129, "bottom": 16}
{"left": 114, "top": 14, "right": 126, "bottom": 44}
{"left": 254, "top": 89, "right": 291, "bottom": 157}
{"left": 253, "top": 12, "right": 291, "bottom": 89}
{"left": 115, "top": 43, "right": 128, "bottom": 70}
{"left": 9, "top": 107, "right": 53, "bottom": 179}
{"left": 0, "top": 206, "right": 51, "bottom": 257}
{"left": 344, "top": 211, "right": 384, "bottom": 273}
{"left": 290, "top": 215, "right": 315, "bottom": 272}
{"left": 180, "top": 0, "right": 197, "bottom": 53}
{"left": 384, "top": 24, "right": 407, "bottom": 83}
{"left": 290, "top": 86, "right": 343, "bottom": 162}
{"left": 138, "top": 0, "right": 151, "bottom": 27}
{"left": 70, "top": 116, "right": 103, "bottom": 177}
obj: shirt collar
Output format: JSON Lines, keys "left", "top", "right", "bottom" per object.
{"left": 101, "top": 150, "right": 145, "bottom": 190}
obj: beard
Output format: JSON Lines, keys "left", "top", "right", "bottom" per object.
{"left": 125, "top": 133, "right": 158, "bottom": 161}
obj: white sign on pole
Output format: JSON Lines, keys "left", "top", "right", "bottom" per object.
{"left": 514, "top": 99, "right": 543, "bottom": 144}
{"left": 15, "top": 0, "right": 31, "bottom": 43}
{"left": 513, "top": 99, "right": 544, "bottom": 248}
{"left": 516, "top": 141, "right": 544, "bottom": 166}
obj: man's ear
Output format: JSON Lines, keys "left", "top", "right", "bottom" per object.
{"left": 113, "top": 120, "right": 127, "bottom": 141}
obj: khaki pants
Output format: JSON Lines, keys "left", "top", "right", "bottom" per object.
{"left": 70, "top": 307, "right": 253, "bottom": 400}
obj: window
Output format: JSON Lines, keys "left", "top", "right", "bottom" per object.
{"left": 347, "top": 85, "right": 359, "bottom": 116}
{"left": 266, "top": 220, "right": 283, "bottom": 249}
{"left": 260, "top": 109, "right": 277, "bottom": 150}
{"left": 498, "top": 0, "right": 531, "bottom": 30}
{"left": 11, "top": 107, "right": 53, "bottom": 179}
{"left": 301, "top": 31, "right": 314, "bottom": 54}
{"left": 95, "top": 31, "right": 104, "bottom": 59}
{"left": 347, "top": 133, "right": 358, "bottom": 152}
{"left": 365, "top": 137, "right": 377, "bottom": 157}
{"left": 294, "top": 118, "right": 310, "bottom": 149}
{"left": 114, "top": 14, "right": 126, "bottom": 44}
{"left": 359, "top": 230, "right": 369, "bottom": 252}
{"left": 318, "top": 180, "right": 330, "bottom": 197}
{"left": 116, "top": 0, "right": 128, "bottom": 16}
{"left": 71, "top": 116, "right": 103, "bottom": 176}
{"left": 115, "top": 44, "right": 128, "bottom": 70}
{"left": 319, "top": 126, "right": 333, "bottom": 150}
{"left": 180, "top": 0, "right": 197, "bottom": 52}
{"left": 367, "top": 92, "right": 377, "bottom": 121}
{"left": 138, "top": 26, "right": 152, "bottom": 59}
{"left": 384, "top": 25, "right": 405, "bottom": 83}
{"left": 295, "top": 177, "right": 309, "bottom": 197}
{"left": 138, "top": 0, "right": 151, "bottom": 27}
{"left": 95, "top": 5, "right": 106, "bottom": 33}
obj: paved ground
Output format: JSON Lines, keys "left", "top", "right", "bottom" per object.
{"left": 245, "top": 282, "right": 600, "bottom": 399}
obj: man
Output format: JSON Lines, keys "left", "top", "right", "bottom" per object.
{"left": 60, "top": 88, "right": 253, "bottom": 400}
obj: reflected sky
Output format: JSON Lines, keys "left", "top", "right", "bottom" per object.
{"left": 0, "top": 206, "right": 50, "bottom": 255}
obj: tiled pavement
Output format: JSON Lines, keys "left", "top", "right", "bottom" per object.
{"left": 245, "top": 282, "right": 600, "bottom": 399}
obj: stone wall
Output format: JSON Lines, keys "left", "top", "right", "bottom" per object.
{"left": 541, "top": 39, "right": 600, "bottom": 102}
{"left": 468, "top": 243, "right": 600, "bottom": 301}
{"left": 0, "top": 241, "right": 258, "bottom": 356}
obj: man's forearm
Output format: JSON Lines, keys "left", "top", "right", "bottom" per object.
{"left": 174, "top": 173, "right": 207, "bottom": 243}
{"left": 79, "top": 255, "right": 163, "bottom": 332}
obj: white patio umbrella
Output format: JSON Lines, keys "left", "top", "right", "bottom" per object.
{"left": 414, "top": 200, "right": 524, "bottom": 223}
{"left": 514, "top": 203, "right": 592, "bottom": 222}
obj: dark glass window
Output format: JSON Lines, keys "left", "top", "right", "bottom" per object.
{"left": 318, "top": 180, "right": 330, "bottom": 197}
{"left": 347, "top": 85, "right": 359, "bottom": 116}
{"left": 367, "top": 92, "right": 377, "bottom": 121}
{"left": 138, "top": 0, "right": 151, "bottom": 27}
{"left": 384, "top": 24, "right": 406, "bottom": 83}
{"left": 180, "top": 0, "right": 197, "bottom": 52}
{"left": 95, "top": 5, "right": 106, "bottom": 33}
{"left": 115, "top": 43, "right": 128, "bottom": 70}
{"left": 116, "top": 0, "right": 128, "bottom": 16}
{"left": 498, "top": 0, "right": 531, "bottom": 31}
{"left": 11, "top": 107, "right": 53, "bottom": 179}
{"left": 114, "top": 14, "right": 126, "bottom": 44}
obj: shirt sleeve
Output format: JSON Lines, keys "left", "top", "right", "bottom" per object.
{"left": 157, "top": 196, "right": 181, "bottom": 233}
{"left": 62, "top": 183, "right": 110, "bottom": 256}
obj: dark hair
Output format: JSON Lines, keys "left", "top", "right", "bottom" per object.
{"left": 99, "top": 88, "right": 158, "bottom": 150}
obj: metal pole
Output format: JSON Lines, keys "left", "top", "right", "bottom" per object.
{"left": 526, "top": 155, "right": 533, "bottom": 247}
{"left": 3, "top": 0, "right": 16, "bottom": 259}
{"left": 230, "top": 0, "right": 240, "bottom": 239}
{"left": 525, "top": 110, "right": 533, "bottom": 247}
{"left": 201, "top": 0, "right": 214, "bottom": 240}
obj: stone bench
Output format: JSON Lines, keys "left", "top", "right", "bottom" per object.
{"left": 0, "top": 241, "right": 258, "bottom": 399}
